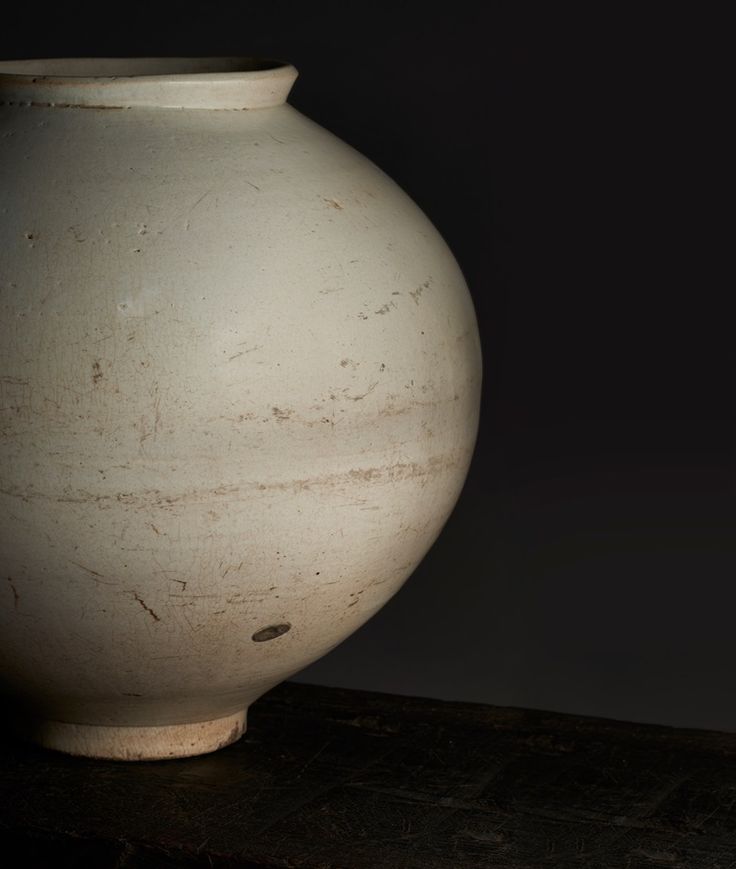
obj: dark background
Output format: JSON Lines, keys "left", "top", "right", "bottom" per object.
{"left": 2, "top": 5, "right": 732, "bottom": 730}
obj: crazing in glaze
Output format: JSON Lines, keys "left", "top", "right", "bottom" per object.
{"left": 0, "top": 58, "right": 482, "bottom": 759}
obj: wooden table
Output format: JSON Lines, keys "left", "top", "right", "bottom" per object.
{"left": 2, "top": 681, "right": 736, "bottom": 867}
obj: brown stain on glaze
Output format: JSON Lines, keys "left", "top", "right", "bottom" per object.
{"left": 0, "top": 100, "right": 128, "bottom": 110}
{"left": 0, "top": 450, "right": 469, "bottom": 509}
{"left": 271, "top": 406, "right": 294, "bottom": 422}
{"left": 92, "top": 360, "right": 103, "bottom": 384}
{"left": 347, "top": 588, "right": 366, "bottom": 609}
{"left": 410, "top": 280, "right": 431, "bottom": 305}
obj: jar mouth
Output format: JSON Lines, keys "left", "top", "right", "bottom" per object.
{"left": 0, "top": 57, "right": 298, "bottom": 110}
{"left": 0, "top": 57, "right": 287, "bottom": 77}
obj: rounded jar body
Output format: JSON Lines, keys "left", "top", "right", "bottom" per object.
{"left": 0, "top": 58, "right": 481, "bottom": 759}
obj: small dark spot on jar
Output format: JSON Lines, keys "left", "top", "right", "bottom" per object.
{"left": 252, "top": 623, "right": 291, "bottom": 642}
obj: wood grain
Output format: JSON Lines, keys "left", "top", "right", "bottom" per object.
{"left": 2, "top": 682, "right": 736, "bottom": 867}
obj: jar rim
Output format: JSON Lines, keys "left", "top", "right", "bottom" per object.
{"left": 0, "top": 57, "right": 298, "bottom": 110}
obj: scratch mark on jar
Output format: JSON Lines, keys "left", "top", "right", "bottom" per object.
{"left": 69, "top": 560, "right": 108, "bottom": 580}
{"left": 132, "top": 592, "right": 161, "bottom": 622}
{"left": 252, "top": 623, "right": 291, "bottom": 642}
{"left": 343, "top": 381, "right": 378, "bottom": 401}
{"left": 323, "top": 197, "right": 343, "bottom": 210}
{"left": 7, "top": 577, "right": 19, "bottom": 609}
{"left": 186, "top": 189, "right": 214, "bottom": 217}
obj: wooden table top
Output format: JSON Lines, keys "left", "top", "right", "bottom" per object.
{"left": 2, "top": 681, "right": 736, "bottom": 868}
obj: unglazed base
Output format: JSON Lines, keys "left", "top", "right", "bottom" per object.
{"left": 25, "top": 710, "right": 247, "bottom": 761}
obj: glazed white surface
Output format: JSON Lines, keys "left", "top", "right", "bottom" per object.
{"left": 0, "top": 61, "right": 481, "bottom": 755}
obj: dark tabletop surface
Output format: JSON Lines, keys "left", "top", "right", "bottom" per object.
{"left": 2, "top": 681, "right": 736, "bottom": 868}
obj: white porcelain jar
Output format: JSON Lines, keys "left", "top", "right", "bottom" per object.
{"left": 0, "top": 58, "right": 481, "bottom": 759}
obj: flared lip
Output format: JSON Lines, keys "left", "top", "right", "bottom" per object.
{"left": 0, "top": 57, "right": 298, "bottom": 110}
